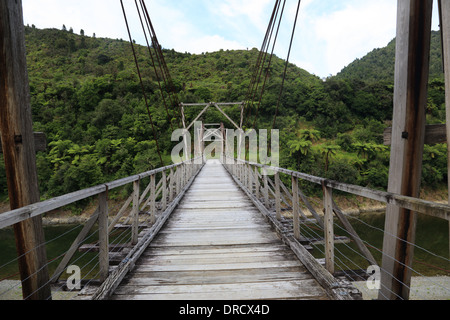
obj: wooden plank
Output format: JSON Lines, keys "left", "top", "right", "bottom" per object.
{"left": 137, "top": 251, "right": 300, "bottom": 266}
{"left": 383, "top": 124, "right": 447, "bottom": 145}
{"left": 143, "top": 244, "right": 289, "bottom": 256}
{"left": 113, "top": 279, "right": 328, "bottom": 300}
{"left": 332, "top": 201, "right": 378, "bottom": 267}
{"left": 121, "top": 267, "right": 311, "bottom": 286}
{"left": 0, "top": 132, "right": 46, "bottom": 153}
{"left": 50, "top": 210, "right": 99, "bottom": 283}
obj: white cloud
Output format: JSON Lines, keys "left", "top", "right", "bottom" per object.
{"left": 21, "top": 0, "right": 443, "bottom": 79}
{"left": 312, "top": 0, "right": 397, "bottom": 76}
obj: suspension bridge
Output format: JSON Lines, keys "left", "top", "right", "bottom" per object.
{"left": 1, "top": 0, "right": 450, "bottom": 301}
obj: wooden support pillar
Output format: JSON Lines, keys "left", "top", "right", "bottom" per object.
{"left": 0, "top": 0, "right": 51, "bottom": 300}
{"left": 322, "top": 184, "right": 335, "bottom": 275}
{"left": 275, "top": 172, "right": 282, "bottom": 220}
{"left": 263, "top": 169, "right": 269, "bottom": 209}
{"left": 98, "top": 190, "right": 109, "bottom": 282}
{"left": 292, "top": 176, "right": 300, "bottom": 240}
{"left": 440, "top": 0, "right": 450, "bottom": 260}
{"left": 379, "top": 0, "right": 433, "bottom": 300}
{"left": 254, "top": 167, "right": 260, "bottom": 198}
{"left": 162, "top": 171, "right": 167, "bottom": 211}
{"left": 131, "top": 180, "right": 139, "bottom": 245}
{"left": 150, "top": 174, "right": 156, "bottom": 224}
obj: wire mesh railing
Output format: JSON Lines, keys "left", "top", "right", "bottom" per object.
{"left": 223, "top": 156, "right": 450, "bottom": 300}
{"left": 0, "top": 158, "right": 203, "bottom": 300}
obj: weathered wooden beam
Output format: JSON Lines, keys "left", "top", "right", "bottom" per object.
{"left": 98, "top": 190, "right": 109, "bottom": 282}
{"left": 440, "top": 0, "right": 450, "bottom": 260}
{"left": 292, "top": 176, "right": 300, "bottom": 240}
{"left": 0, "top": 0, "right": 51, "bottom": 300}
{"left": 384, "top": 124, "right": 446, "bottom": 146}
{"left": 332, "top": 201, "right": 378, "bottom": 267}
{"left": 0, "top": 132, "right": 46, "bottom": 153}
{"left": 322, "top": 183, "right": 335, "bottom": 274}
{"left": 379, "top": 0, "right": 433, "bottom": 301}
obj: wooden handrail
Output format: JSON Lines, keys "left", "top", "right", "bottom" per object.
{"left": 228, "top": 157, "right": 450, "bottom": 221}
{"left": 0, "top": 158, "right": 202, "bottom": 230}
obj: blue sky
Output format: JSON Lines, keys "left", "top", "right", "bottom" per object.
{"left": 22, "top": 0, "right": 440, "bottom": 78}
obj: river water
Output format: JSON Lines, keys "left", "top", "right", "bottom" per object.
{"left": 0, "top": 212, "right": 448, "bottom": 283}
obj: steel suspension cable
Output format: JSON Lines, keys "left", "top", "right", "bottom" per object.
{"left": 243, "top": 0, "right": 281, "bottom": 128}
{"left": 139, "top": 0, "right": 183, "bottom": 127}
{"left": 134, "top": 0, "right": 174, "bottom": 132}
{"left": 120, "top": 0, "right": 164, "bottom": 167}
{"left": 252, "top": 0, "right": 287, "bottom": 130}
{"left": 272, "top": 0, "right": 302, "bottom": 130}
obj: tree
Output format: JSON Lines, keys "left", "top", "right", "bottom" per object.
{"left": 298, "top": 129, "right": 321, "bottom": 142}
{"left": 288, "top": 139, "right": 312, "bottom": 169}
{"left": 318, "top": 144, "right": 341, "bottom": 172}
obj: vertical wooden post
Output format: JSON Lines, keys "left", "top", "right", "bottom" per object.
{"left": 248, "top": 164, "right": 253, "bottom": 194}
{"left": 150, "top": 174, "right": 156, "bottom": 224}
{"left": 323, "top": 183, "right": 335, "bottom": 274}
{"left": 254, "top": 167, "right": 260, "bottom": 198}
{"left": 275, "top": 172, "right": 282, "bottom": 220}
{"left": 131, "top": 180, "right": 139, "bottom": 245}
{"left": 162, "top": 171, "right": 167, "bottom": 211}
{"left": 98, "top": 190, "right": 109, "bottom": 282}
{"left": 263, "top": 169, "right": 269, "bottom": 209}
{"left": 440, "top": 0, "right": 450, "bottom": 259}
{"left": 292, "top": 176, "right": 300, "bottom": 240}
{"left": 379, "top": 0, "right": 433, "bottom": 300}
{"left": 169, "top": 168, "right": 174, "bottom": 202}
{"left": 0, "top": 0, "right": 51, "bottom": 300}
{"left": 176, "top": 167, "right": 181, "bottom": 195}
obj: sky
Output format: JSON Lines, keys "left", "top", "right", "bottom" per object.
{"left": 21, "top": 0, "right": 441, "bottom": 79}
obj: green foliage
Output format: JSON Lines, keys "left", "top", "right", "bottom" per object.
{"left": 0, "top": 26, "right": 446, "bottom": 202}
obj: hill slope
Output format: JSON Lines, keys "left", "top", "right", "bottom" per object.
{"left": 0, "top": 26, "right": 447, "bottom": 201}
{"left": 335, "top": 31, "right": 444, "bottom": 82}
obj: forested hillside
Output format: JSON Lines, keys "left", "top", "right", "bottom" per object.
{"left": 0, "top": 26, "right": 447, "bottom": 202}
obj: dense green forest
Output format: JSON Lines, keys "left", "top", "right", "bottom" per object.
{"left": 0, "top": 26, "right": 447, "bottom": 201}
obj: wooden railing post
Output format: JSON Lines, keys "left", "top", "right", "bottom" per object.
{"left": 323, "top": 183, "right": 335, "bottom": 274}
{"left": 292, "top": 176, "right": 300, "bottom": 240}
{"left": 254, "top": 167, "right": 260, "bottom": 198}
{"left": 263, "top": 169, "right": 269, "bottom": 209}
{"left": 176, "top": 167, "right": 181, "bottom": 195}
{"left": 275, "top": 172, "right": 282, "bottom": 220}
{"left": 169, "top": 168, "right": 175, "bottom": 202}
{"left": 162, "top": 171, "right": 167, "bottom": 211}
{"left": 150, "top": 174, "right": 156, "bottom": 224}
{"left": 248, "top": 164, "right": 253, "bottom": 194}
{"left": 131, "top": 179, "right": 139, "bottom": 245}
{"left": 98, "top": 190, "right": 109, "bottom": 282}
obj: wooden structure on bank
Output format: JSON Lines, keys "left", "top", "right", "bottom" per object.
{"left": 1, "top": 0, "right": 450, "bottom": 301}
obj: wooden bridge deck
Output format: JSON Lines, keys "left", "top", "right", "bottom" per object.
{"left": 111, "top": 160, "right": 329, "bottom": 300}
